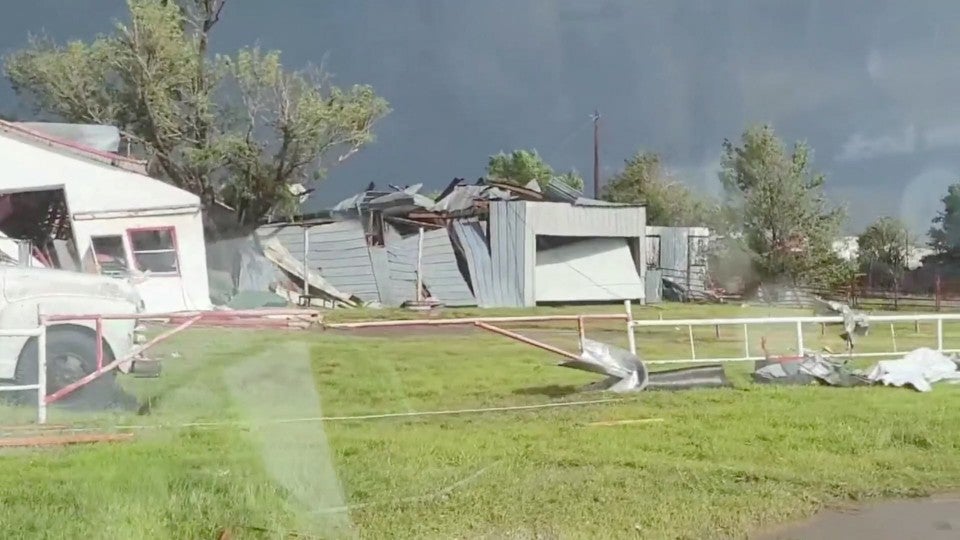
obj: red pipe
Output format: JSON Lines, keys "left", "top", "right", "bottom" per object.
{"left": 42, "top": 309, "right": 321, "bottom": 322}
{"left": 95, "top": 317, "right": 103, "bottom": 370}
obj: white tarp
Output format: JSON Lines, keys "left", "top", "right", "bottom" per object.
{"left": 534, "top": 238, "right": 644, "bottom": 302}
{"left": 864, "top": 348, "right": 960, "bottom": 392}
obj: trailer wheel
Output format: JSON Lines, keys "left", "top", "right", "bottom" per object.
{"left": 12, "top": 327, "right": 121, "bottom": 410}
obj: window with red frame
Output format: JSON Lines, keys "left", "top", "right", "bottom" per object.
{"left": 128, "top": 228, "right": 179, "bottom": 274}
{"left": 90, "top": 235, "right": 130, "bottom": 277}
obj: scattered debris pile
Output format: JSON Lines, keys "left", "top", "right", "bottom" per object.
{"left": 754, "top": 347, "right": 960, "bottom": 392}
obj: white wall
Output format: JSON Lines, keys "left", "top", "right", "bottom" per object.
{"left": 72, "top": 211, "right": 211, "bottom": 312}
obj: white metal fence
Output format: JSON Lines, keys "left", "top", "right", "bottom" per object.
{"left": 623, "top": 300, "right": 960, "bottom": 365}
{"left": 0, "top": 326, "right": 47, "bottom": 424}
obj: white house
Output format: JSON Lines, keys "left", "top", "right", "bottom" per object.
{"left": 833, "top": 234, "right": 933, "bottom": 270}
{"left": 0, "top": 121, "right": 211, "bottom": 312}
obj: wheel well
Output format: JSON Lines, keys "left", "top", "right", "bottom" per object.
{"left": 16, "top": 323, "right": 116, "bottom": 367}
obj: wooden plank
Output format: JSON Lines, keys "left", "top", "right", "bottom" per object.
{"left": 0, "top": 432, "right": 134, "bottom": 448}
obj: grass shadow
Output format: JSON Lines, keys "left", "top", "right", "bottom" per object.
{"left": 512, "top": 384, "right": 581, "bottom": 398}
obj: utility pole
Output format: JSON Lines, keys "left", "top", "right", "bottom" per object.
{"left": 592, "top": 109, "right": 601, "bottom": 198}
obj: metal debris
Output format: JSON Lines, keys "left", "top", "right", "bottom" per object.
{"left": 561, "top": 339, "right": 649, "bottom": 392}
{"left": 813, "top": 297, "right": 869, "bottom": 350}
{"left": 561, "top": 339, "right": 730, "bottom": 392}
{"left": 753, "top": 351, "right": 869, "bottom": 387}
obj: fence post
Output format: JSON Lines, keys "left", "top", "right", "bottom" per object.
{"left": 688, "top": 325, "right": 696, "bottom": 360}
{"left": 36, "top": 308, "right": 47, "bottom": 425}
{"left": 936, "top": 272, "right": 942, "bottom": 312}
{"left": 795, "top": 321, "right": 804, "bottom": 354}
{"left": 577, "top": 315, "right": 585, "bottom": 354}
{"left": 624, "top": 300, "right": 636, "bottom": 355}
{"left": 937, "top": 318, "right": 944, "bottom": 352}
{"left": 742, "top": 324, "right": 749, "bottom": 360}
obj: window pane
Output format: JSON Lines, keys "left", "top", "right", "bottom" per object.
{"left": 130, "top": 229, "right": 175, "bottom": 251}
{"left": 91, "top": 236, "right": 129, "bottom": 276}
{"left": 133, "top": 251, "right": 178, "bottom": 273}
{"left": 129, "top": 228, "right": 179, "bottom": 274}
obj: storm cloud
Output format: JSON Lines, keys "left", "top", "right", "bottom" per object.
{"left": 3, "top": 0, "right": 960, "bottom": 234}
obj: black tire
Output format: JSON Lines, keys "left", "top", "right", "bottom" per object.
{"left": 12, "top": 327, "right": 124, "bottom": 410}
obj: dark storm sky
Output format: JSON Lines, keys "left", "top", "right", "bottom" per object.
{"left": 3, "top": 1, "right": 960, "bottom": 234}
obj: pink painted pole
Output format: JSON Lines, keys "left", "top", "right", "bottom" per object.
{"left": 95, "top": 317, "right": 103, "bottom": 370}
{"left": 45, "top": 315, "right": 201, "bottom": 405}
{"left": 474, "top": 321, "right": 581, "bottom": 361}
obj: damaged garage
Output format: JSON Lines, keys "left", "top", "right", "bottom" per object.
{"left": 260, "top": 179, "right": 648, "bottom": 309}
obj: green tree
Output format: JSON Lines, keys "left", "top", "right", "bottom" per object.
{"left": 719, "top": 124, "right": 846, "bottom": 287}
{"left": 5, "top": 0, "right": 389, "bottom": 234}
{"left": 929, "top": 183, "right": 960, "bottom": 255}
{"left": 858, "top": 217, "right": 912, "bottom": 285}
{"left": 486, "top": 149, "right": 583, "bottom": 191}
{"left": 600, "top": 151, "right": 713, "bottom": 226}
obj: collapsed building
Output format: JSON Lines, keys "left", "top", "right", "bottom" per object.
{"left": 238, "top": 178, "right": 708, "bottom": 309}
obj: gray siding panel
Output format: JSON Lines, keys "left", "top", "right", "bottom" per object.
{"left": 387, "top": 228, "right": 476, "bottom": 307}
{"left": 451, "top": 219, "right": 495, "bottom": 306}
{"left": 489, "top": 201, "right": 527, "bottom": 307}
{"left": 386, "top": 239, "right": 418, "bottom": 306}
{"left": 421, "top": 229, "right": 476, "bottom": 307}
{"left": 257, "top": 221, "right": 381, "bottom": 303}
{"left": 646, "top": 226, "right": 710, "bottom": 292}
{"left": 369, "top": 247, "right": 394, "bottom": 306}
{"left": 525, "top": 201, "right": 645, "bottom": 237}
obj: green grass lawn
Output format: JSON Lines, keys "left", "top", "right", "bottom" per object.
{"left": 3, "top": 303, "right": 960, "bottom": 538}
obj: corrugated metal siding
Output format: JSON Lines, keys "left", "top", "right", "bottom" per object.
{"left": 489, "top": 200, "right": 529, "bottom": 307}
{"left": 451, "top": 218, "right": 512, "bottom": 307}
{"left": 646, "top": 226, "right": 710, "bottom": 292}
{"left": 257, "top": 221, "right": 381, "bottom": 303}
{"left": 386, "top": 229, "right": 476, "bottom": 307}
{"left": 369, "top": 247, "right": 394, "bottom": 306}
{"left": 542, "top": 177, "right": 582, "bottom": 203}
{"left": 524, "top": 201, "right": 645, "bottom": 237}
{"left": 645, "top": 269, "right": 663, "bottom": 303}
{"left": 386, "top": 232, "right": 418, "bottom": 306}
{"left": 421, "top": 229, "right": 476, "bottom": 306}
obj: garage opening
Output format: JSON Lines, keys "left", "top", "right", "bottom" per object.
{"left": 534, "top": 235, "right": 644, "bottom": 303}
{"left": 0, "top": 188, "right": 81, "bottom": 270}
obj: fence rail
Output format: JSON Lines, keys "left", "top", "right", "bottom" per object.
{"left": 0, "top": 326, "right": 47, "bottom": 423}
{"left": 624, "top": 301, "right": 960, "bottom": 365}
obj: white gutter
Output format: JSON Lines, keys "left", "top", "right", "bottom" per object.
{"left": 72, "top": 204, "right": 201, "bottom": 221}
